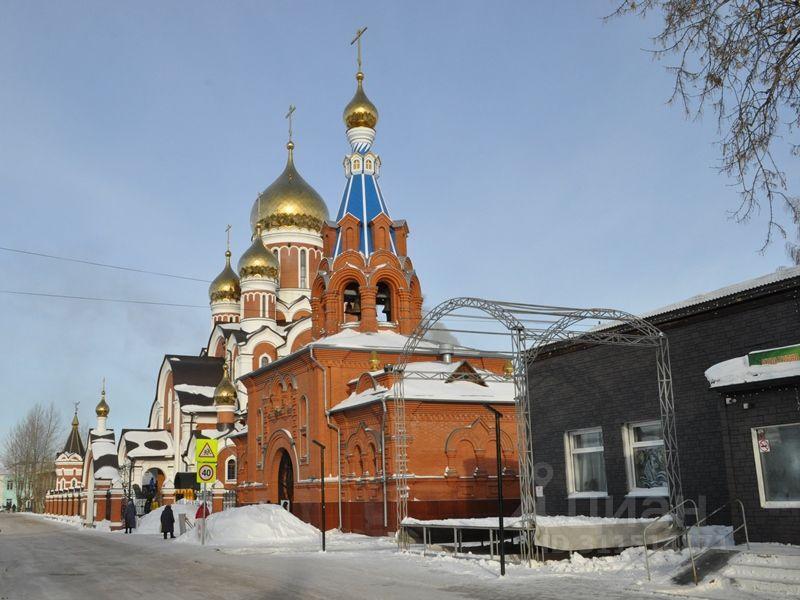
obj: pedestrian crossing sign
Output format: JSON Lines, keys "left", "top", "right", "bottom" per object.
{"left": 195, "top": 439, "right": 218, "bottom": 464}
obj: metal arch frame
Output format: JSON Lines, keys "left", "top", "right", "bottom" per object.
{"left": 392, "top": 298, "right": 684, "bottom": 563}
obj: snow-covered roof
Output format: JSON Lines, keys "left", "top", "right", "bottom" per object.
{"left": 705, "top": 344, "right": 800, "bottom": 390}
{"left": 89, "top": 429, "right": 119, "bottom": 481}
{"left": 119, "top": 429, "right": 174, "bottom": 459}
{"left": 311, "top": 329, "right": 441, "bottom": 351}
{"left": 331, "top": 361, "right": 514, "bottom": 413}
{"left": 644, "top": 265, "right": 800, "bottom": 319}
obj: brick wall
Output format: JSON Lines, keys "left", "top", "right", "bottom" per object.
{"left": 719, "top": 385, "right": 800, "bottom": 544}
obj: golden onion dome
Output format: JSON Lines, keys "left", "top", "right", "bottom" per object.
{"left": 250, "top": 142, "right": 329, "bottom": 234}
{"left": 343, "top": 71, "right": 378, "bottom": 130}
{"left": 213, "top": 363, "right": 237, "bottom": 407}
{"left": 96, "top": 386, "right": 109, "bottom": 417}
{"left": 237, "top": 226, "right": 279, "bottom": 280}
{"left": 208, "top": 250, "right": 241, "bottom": 303}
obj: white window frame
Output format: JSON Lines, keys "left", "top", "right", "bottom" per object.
{"left": 564, "top": 426, "right": 608, "bottom": 498}
{"left": 752, "top": 422, "right": 800, "bottom": 509}
{"left": 623, "top": 420, "right": 669, "bottom": 498}
{"left": 299, "top": 249, "right": 307, "bottom": 288}
{"left": 225, "top": 457, "right": 237, "bottom": 483}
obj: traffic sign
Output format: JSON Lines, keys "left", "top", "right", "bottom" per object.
{"left": 195, "top": 439, "right": 218, "bottom": 464}
{"left": 197, "top": 463, "right": 216, "bottom": 484}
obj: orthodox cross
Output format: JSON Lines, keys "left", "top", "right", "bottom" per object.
{"left": 225, "top": 224, "right": 232, "bottom": 252}
{"left": 351, "top": 26, "right": 368, "bottom": 72}
{"left": 285, "top": 104, "right": 296, "bottom": 142}
{"left": 73, "top": 401, "right": 80, "bottom": 415}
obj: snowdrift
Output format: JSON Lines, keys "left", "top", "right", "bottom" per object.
{"left": 177, "top": 504, "right": 320, "bottom": 547}
{"left": 135, "top": 502, "right": 197, "bottom": 534}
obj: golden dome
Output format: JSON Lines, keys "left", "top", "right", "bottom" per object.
{"left": 209, "top": 250, "right": 241, "bottom": 303}
{"left": 213, "top": 363, "right": 237, "bottom": 407}
{"left": 237, "top": 226, "right": 279, "bottom": 280}
{"left": 96, "top": 386, "right": 109, "bottom": 417}
{"left": 343, "top": 72, "right": 378, "bottom": 129}
{"left": 250, "top": 143, "right": 329, "bottom": 234}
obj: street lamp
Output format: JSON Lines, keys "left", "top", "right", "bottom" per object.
{"left": 484, "top": 404, "right": 506, "bottom": 576}
{"left": 311, "top": 439, "right": 326, "bottom": 552}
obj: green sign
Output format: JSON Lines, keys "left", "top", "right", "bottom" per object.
{"left": 748, "top": 345, "right": 800, "bottom": 367}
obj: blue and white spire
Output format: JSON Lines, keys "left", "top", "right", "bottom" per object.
{"left": 334, "top": 69, "right": 397, "bottom": 258}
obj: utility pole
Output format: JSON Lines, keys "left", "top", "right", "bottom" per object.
{"left": 312, "top": 440, "right": 326, "bottom": 552}
{"left": 485, "top": 404, "right": 506, "bottom": 576}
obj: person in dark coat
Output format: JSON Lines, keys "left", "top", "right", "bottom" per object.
{"left": 123, "top": 500, "right": 137, "bottom": 534}
{"left": 160, "top": 504, "right": 176, "bottom": 539}
{"left": 144, "top": 497, "right": 152, "bottom": 514}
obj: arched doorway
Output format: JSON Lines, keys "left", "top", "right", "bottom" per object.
{"left": 277, "top": 449, "right": 294, "bottom": 505}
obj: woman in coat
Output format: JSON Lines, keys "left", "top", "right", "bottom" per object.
{"left": 160, "top": 504, "right": 176, "bottom": 539}
{"left": 123, "top": 500, "right": 137, "bottom": 534}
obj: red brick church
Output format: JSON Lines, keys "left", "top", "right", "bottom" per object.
{"left": 46, "top": 42, "right": 520, "bottom": 534}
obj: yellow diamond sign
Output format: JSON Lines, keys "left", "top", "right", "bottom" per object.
{"left": 195, "top": 439, "right": 218, "bottom": 464}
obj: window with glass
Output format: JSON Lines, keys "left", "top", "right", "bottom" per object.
{"left": 566, "top": 428, "right": 607, "bottom": 495}
{"left": 226, "top": 458, "right": 237, "bottom": 482}
{"left": 299, "top": 249, "right": 307, "bottom": 288}
{"left": 753, "top": 423, "right": 800, "bottom": 508}
{"left": 624, "top": 421, "right": 668, "bottom": 495}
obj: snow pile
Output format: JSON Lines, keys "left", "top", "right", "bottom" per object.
{"left": 402, "top": 514, "right": 663, "bottom": 528}
{"left": 42, "top": 514, "right": 83, "bottom": 528}
{"left": 177, "top": 504, "right": 320, "bottom": 547}
{"left": 135, "top": 502, "right": 197, "bottom": 534}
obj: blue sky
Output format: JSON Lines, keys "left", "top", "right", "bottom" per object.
{"left": 0, "top": 1, "right": 794, "bottom": 440}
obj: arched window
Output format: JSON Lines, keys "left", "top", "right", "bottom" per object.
{"left": 343, "top": 282, "right": 361, "bottom": 322}
{"left": 273, "top": 248, "right": 279, "bottom": 264}
{"left": 299, "top": 249, "right": 307, "bottom": 288}
{"left": 260, "top": 355, "right": 270, "bottom": 368}
{"left": 353, "top": 158, "right": 361, "bottom": 170}
{"left": 376, "top": 281, "right": 393, "bottom": 323}
{"left": 226, "top": 457, "right": 237, "bottom": 482}
{"left": 260, "top": 294, "right": 266, "bottom": 318}
{"left": 366, "top": 159, "right": 373, "bottom": 169}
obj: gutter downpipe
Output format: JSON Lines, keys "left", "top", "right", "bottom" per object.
{"left": 380, "top": 398, "right": 388, "bottom": 528}
{"left": 309, "top": 345, "right": 343, "bottom": 530}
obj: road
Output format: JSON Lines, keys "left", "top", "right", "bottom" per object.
{"left": 0, "top": 513, "right": 661, "bottom": 600}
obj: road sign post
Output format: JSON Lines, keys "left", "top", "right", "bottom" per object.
{"left": 194, "top": 440, "right": 218, "bottom": 548}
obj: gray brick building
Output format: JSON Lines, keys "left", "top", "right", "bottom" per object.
{"left": 528, "top": 266, "right": 800, "bottom": 543}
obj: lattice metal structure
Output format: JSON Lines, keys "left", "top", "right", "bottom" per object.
{"left": 392, "top": 298, "right": 684, "bottom": 563}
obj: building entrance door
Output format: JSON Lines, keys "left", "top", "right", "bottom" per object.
{"left": 277, "top": 450, "right": 293, "bottom": 505}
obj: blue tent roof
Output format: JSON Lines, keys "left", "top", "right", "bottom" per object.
{"left": 334, "top": 172, "right": 396, "bottom": 257}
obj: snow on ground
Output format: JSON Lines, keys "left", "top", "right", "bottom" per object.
{"left": 135, "top": 501, "right": 197, "bottom": 534}
{"left": 177, "top": 504, "right": 321, "bottom": 547}
{"left": 37, "top": 513, "right": 84, "bottom": 528}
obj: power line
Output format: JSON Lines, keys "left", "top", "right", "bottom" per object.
{"left": 0, "top": 246, "right": 211, "bottom": 283}
{"left": 0, "top": 289, "right": 206, "bottom": 308}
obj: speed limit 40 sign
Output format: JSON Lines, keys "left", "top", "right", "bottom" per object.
{"left": 197, "top": 463, "right": 216, "bottom": 484}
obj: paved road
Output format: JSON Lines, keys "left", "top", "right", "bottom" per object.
{"left": 0, "top": 513, "right": 660, "bottom": 600}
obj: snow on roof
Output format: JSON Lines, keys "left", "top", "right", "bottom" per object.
{"left": 174, "top": 384, "right": 216, "bottom": 397}
{"left": 89, "top": 430, "right": 119, "bottom": 481}
{"left": 119, "top": 429, "right": 174, "bottom": 459}
{"left": 331, "top": 361, "right": 514, "bottom": 413}
{"left": 312, "top": 329, "right": 442, "bottom": 351}
{"left": 644, "top": 265, "right": 800, "bottom": 319}
{"left": 705, "top": 345, "right": 800, "bottom": 389}
{"left": 181, "top": 404, "right": 219, "bottom": 414}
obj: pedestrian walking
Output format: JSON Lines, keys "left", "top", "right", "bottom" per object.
{"left": 123, "top": 499, "right": 137, "bottom": 534}
{"left": 144, "top": 497, "right": 152, "bottom": 514}
{"left": 160, "top": 504, "right": 176, "bottom": 539}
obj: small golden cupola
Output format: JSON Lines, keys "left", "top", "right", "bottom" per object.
{"left": 249, "top": 141, "right": 329, "bottom": 235}
{"left": 237, "top": 224, "right": 279, "bottom": 281}
{"left": 213, "top": 362, "right": 237, "bottom": 407}
{"left": 343, "top": 71, "right": 379, "bottom": 130}
{"left": 96, "top": 386, "right": 109, "bottom": 417}
{"left": 209, "top": 250, "right": 241, "bottom": 303}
